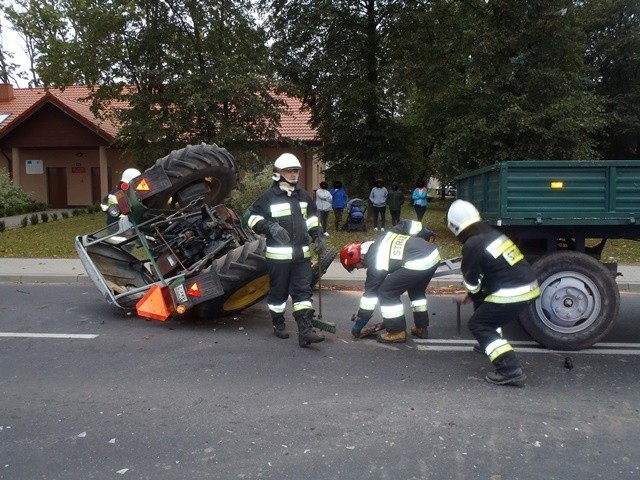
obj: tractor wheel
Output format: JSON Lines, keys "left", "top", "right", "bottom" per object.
{"left": 519, "top": 251, "right": 619, "bottom": 350}
{"left": 142, "top": 143, "right": 239, "bottom": 209}
{"left": 196, "top": 238, "right": 270, "bottom": 318}
{"left": 312, "top": 247, "right": 338, "bottom": 288}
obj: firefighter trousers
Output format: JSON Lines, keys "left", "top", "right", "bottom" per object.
{"left": 468, "top": 300, "right": 530, "bottom": 373}
{"left": 376, "top": 266, "right": 435, "bottom": 333}
{"left": 266, "top": 260, "right": 313, "bottom": 321}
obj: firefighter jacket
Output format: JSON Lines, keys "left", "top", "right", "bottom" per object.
{"left": 391, "top": 219, "right": 435, "bottom": 242}
{"left": 361, "top": 231, "right": 441, "bottom": 294}
{"left": 247, "top": 182, "right": 320, "bottom": 262}
{"left": 461, "top": 222, "right": 540, "bottom": 303}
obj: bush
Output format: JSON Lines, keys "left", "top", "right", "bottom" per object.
{"left": 30, "top": 213, "right": 39, "bottom": 225}
{"left": 0, "top": 220, "right": 5, "bottom": 232}
{"left": 51, "top": 213, "right": 58, "bottom": 221}
{"left": 0, "top": 170, "right": 42, "bottom": 215}
{"left": 40, "top": 212, "right": 49, "bottom": 223}
{"left": 228, "top": 164, "right": 273, "bottom": 214}
{"left": 21, "top": 216, "right": 28, "bottom": 228}
{"left": 62, "top": 211, "right": 69, "bottom": 219}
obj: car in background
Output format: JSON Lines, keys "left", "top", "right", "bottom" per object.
{"left": 436, "top": 182, "right": 457, "bottom": 197}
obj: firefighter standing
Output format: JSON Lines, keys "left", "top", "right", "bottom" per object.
{"left": 447, "top": 199, "right": 540, "bottom": 386}
{"left": 247, "top": 153, "right": 325, "bottom": 347}
{"left": 340, "top": 219, "right": 441, "bottom": 343}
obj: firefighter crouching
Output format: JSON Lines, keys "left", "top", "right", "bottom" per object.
{"left": 340, "top": 219, "right": 441, "bottom": 343}
{"left": 447, "top": 199, "right": 540, "bottom": 386}
{"left": 247, "top": 153, "right": 325, "bottom": 347}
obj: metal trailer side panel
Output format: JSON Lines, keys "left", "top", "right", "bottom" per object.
{"left": 456, "top": 161, "right": 640, "bottom": 227}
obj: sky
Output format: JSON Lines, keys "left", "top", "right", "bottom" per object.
{"left": 2, "top": 5, "right": 30, "bottom": 87}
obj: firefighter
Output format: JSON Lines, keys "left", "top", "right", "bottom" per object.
{"left": 447, "top": 199, "right": 540, "bottom": 386}
{"left": 100, "top": 168, "right": 141, "bottom": 226}
{"left": 340, "top": 220, "right": 441, "bottom": 343}
{"left": 247, "top": 153, "right": 325, "bottom": 347}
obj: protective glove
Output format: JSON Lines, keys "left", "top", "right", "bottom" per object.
{"left": 351, "top": 313, "right": 369, "bottom": 338}
{"left": 314, "top": 234, "right": 326, "bottom": 253}
{"left": 268, "top": 223, "right": 290, "bottom": 245}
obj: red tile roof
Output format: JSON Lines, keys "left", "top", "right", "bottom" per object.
{"left": 0, "top": 85, "right": 118, "bottom": 140}
{"left": 277, "top": 94, "right": 317, "bottom": 141}
{"left": 0, "top": 84, "right": 317, "bottom": 143}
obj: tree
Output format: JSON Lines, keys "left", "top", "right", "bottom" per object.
{"left": 262, "top": 0, "right": 425, "bottom": 195}
{"left": 6, "top": 0, "right": 284, "bottom": 167}
{"left": 581, "top": 0, "right": 640, "bottom": 160}
{"left": 400, "top": 0, "right": 608, "bottom": 183}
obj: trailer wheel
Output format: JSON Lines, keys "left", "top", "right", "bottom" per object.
{"left": 143, "top": 143, "right": 239, "bottom": 209}
{"left": 196, "top": 238, "right": 269, "bottom": 318}
{"left": 519, "top": 251, "right": 619, "bottom": 350}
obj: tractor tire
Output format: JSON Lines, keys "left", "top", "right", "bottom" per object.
{"left": 312, "top": 247, "right": 338, "bottom": 288}
{"left": 519, "top": 251, "right": 619, "bottom": 351}
{"left": 142, "top": 143, "right": 239, "bottom": 209}
{"left": 196, "top": 238, "right": 270, "bottom": 318}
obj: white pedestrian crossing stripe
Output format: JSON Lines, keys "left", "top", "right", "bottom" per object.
{"left": 414, "top": 339, "right": 640, "bottom": 355}
{"left": 0, "top": 332, "right": 98, "bottom": 339}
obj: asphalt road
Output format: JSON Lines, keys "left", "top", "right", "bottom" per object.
{"left": 1, "top": 284, "right": 640, "bottom": 480}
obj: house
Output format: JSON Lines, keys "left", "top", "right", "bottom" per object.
{"left": 0, "top": 83, "right": 322, "bottom": 208}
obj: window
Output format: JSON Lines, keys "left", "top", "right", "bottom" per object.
{"left": 0, "top": 113, "right": 10, "bottom": 124}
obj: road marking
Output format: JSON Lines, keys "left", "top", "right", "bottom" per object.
{"left": 414, "top": 339, "right": 640, "bottom": 355}
{"left": 0, "top": 333, "right": 98, "bottom": 339}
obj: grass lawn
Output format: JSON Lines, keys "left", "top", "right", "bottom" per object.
{"left": 0, "top": 196, "right": 639, "bottom": 263}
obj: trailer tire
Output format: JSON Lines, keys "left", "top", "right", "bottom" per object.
{"left": 519, "top": 251, "right": 619, "bottom": 351}
{"left": 143, "top": 143, "right": 239, "bottom": 209}
{"left": 196, "top": 238, "right": 270, "bottom": 318}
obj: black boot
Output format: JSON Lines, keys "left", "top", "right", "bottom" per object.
{"left": 486, "top": 354, "right": 526, "bottom": 386}
{"left": 295, "top": 309, "right": 325, "bottom": 347}
{"left": 272, "top": 315, "right": 289, "bottom": 339}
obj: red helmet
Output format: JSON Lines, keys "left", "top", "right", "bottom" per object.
{"left": 340, "top": 243, "right": 361, "bottom": 272}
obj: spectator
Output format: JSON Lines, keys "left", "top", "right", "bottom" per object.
{"left": 369, "top": 178, "right": 388, "bottom": 231}
{"left": 411, "top": 179, "right": 428, "bottom": 222}
{"left": 329, "top": 181, "right": 348, "bottom": 231}
{"left": 387, "top": 183, "right": 404, "bottom": 226}
{"left": 315, "top": 181, "right": 332, "bottom": 236}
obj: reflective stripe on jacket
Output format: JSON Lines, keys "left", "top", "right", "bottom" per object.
{"left": 247, "top": 182, "right": 319, "bottom": 262}
{"left": 461, "top": 223, "right": 540, "bottom": 304}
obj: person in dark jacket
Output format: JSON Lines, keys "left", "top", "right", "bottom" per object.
{"left": 329, "top": 181, "right": 348, "bottom": 231}
{"left": 387, "top": 183, "right": 405, "bottom": 226}
{"left": 340, "top": 219, "right": 440, "bottom": 343}
{"left": 447, "top": 199, "right": 540, "bottom": 386}
{"left": 247, "top": 153, "right": 325, "bottom": 347}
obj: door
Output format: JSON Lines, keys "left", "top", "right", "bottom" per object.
{"left": 47, "top": 167, "right": 67, "bottom": 208}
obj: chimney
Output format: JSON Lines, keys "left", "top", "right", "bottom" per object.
{"left": 0, "top": 83, "right": 15, "bottom": 102}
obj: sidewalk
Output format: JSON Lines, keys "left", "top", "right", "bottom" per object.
{"left": 1, "top": 257, "right": 639, "bottom": 292}
{"left": 0, "top": 209, "right": 76, "bottom": 230}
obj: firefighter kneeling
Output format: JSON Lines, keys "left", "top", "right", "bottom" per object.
{"left": 340, "top": 222, "right": 441, "bottom": 343}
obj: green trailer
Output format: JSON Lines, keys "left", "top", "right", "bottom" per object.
{"left": 455, "top": 160, "right": 640, "bottom": 350}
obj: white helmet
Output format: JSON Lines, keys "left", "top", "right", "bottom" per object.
{"left": 274, "top": 153, "right": 302, "bottom": 170}
{"left": 121, "top": 168, "right": 141, "bottom": 183}
{"left": 447, "top": 199, "right": 482, "bottom": 236}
